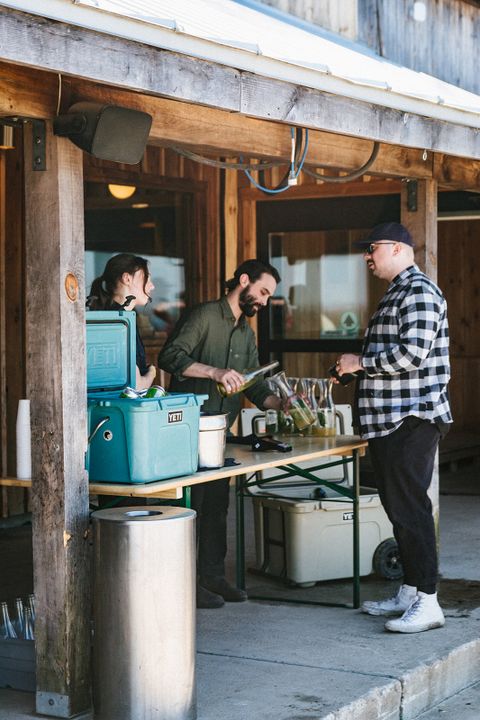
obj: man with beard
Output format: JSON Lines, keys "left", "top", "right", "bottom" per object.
{"left": 158, "top": 259, "right": 282, "bottom": 608}
{"left": 335, "top": 223, "right": 452, "bottom": 633}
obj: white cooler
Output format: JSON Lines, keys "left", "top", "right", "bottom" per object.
{"left": 252, "top": 485, "right": 397, "bottom": 586}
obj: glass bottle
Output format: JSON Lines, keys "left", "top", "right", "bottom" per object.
{"left": 270, "top": 371, "right": 316, "bottom": 432}
{"left": 286, "top": 377, "right": 299, "bottom": 393}
{"left": 285, "top": 378, "right": 302, "bottom": 433}
{"left": 266, "top": 379, "right": 292, "bottom": 435}
{"left": 27, "top": 594, "right": 35, "bottom": 625}
{"left": 23, "top": 607, "right": 34, "bottom": 641}
{"left": 217, "top": 361, "right": 279, "bottom": 397}
{"left": 1, "top": 601, "right": 17, "bottom": 639}
{"left": 316, "top": 378, "right": 337, "bottom": 437}
{"left": 301, "top": 378, "right": 324, "bottom": 437}
{"left": 13, "top": 598, "right": 25, "bottom": 638}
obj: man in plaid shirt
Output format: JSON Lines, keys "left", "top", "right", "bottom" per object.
{"left": 336, "top": 222, "right": 452, "bottom": 634}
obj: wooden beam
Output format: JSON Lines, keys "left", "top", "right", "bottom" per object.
{"left": 24, "top": 123, "right": 91, "bottom": 717}
{"left": 1, "top": 7, "right": 480, "bottom": 160}
{"left": 2, "top": 60, "right": 480, "bottom": 188}
{"left": 239, "top": 179, "right": 402, "bottom": 202}
{"left": 434, "top": 153, "right": 480, "bottom": 191}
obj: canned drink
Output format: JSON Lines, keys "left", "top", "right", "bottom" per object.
{"left": 119, "top": 387, "right": 140, "bottom": 399}
{"left": 145, "top": 385, "right": 167, "bottom": 398}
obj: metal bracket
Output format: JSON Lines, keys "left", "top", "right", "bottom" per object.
{"left": 31, "top": 119, "right": 46, "bottom": 171}
{"left": 407, "top": 179, "right": 418, "bottom": 212}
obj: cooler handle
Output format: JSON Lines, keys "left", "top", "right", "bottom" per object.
{"left": 88, "top": 416, "right": 110, "bottom": 445}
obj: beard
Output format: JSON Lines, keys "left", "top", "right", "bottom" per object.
{"left": 239, "top": 284, "right": 261, "bottom": 317}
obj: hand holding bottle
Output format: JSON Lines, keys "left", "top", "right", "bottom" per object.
{"left": 214, "top": 367, "right": 247, "bottom": 396}
{"left": 216, "top": 361, "right": 279, "bottom": 397}
{"left": 331, "top": 353, "right": 363, "bottom": 385}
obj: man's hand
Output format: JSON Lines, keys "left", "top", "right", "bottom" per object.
{"left": 263, "top": 394, "right": 282, "bottom": 411}
{"left": 334, "top": 353, "right": 363, "bottom": 381}
{"left": 213, "top": 367, "right": 245, "bottom": 394}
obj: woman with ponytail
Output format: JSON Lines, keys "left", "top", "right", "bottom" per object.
{"left": 89, "top": 253, "right": 156, "bottom": 390}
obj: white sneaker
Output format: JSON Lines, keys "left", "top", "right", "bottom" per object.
{"left": 385, "top": 592, "right": 445, "bottom": 633}
{"left": 361, "top": 584, "right": 417, "bottom": 616}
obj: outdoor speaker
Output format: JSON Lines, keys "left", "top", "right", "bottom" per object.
{"left": 53, "top": 102, "right": 152, "bottom": 164}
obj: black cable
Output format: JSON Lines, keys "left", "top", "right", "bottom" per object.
{"left": 170, "top": 145, "right": 285, "bottom": 171}
{"left": 303, "top": 141, "right": 380, "bottom": 183}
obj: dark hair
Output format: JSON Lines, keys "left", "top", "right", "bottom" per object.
{"left": 88, "top": 253, "right": 150, "bottom": 310}
{"left": 225, "top": 259, "right": 281, "bottom": 291}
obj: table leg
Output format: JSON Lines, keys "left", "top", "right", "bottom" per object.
{"left": 235, "top": 474, "right": 246, "bottom": 590}
{"left": 353, "top": 449, "right": 360, "bottom": 608}
{"left": 183, "top": 486, "right": 191, "bottom": 509}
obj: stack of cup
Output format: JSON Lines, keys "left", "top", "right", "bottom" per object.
{"left": 16, "top": 399, "right": 32, "bottom": 479}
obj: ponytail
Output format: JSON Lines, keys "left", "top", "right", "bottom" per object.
{"left": 87, "top": 253, "right": 150, "bottom": 309}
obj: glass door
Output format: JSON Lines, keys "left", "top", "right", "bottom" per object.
{"left": 257, "top": 193, "right": 400, "bottom": 402}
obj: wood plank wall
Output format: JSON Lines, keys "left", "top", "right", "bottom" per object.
{"left": 259, "top": 0, "right": 357, "bottom": 38}
{"left": 438, "top": 219, "right": 480, "bottom": 431}
{"left": 359, "top": 0, "right": 480, "bottom": 96}
{"left": 262, "top": 0, "right": 480, "bottom": 96}
{"left": 85, "top": 145, "right": 221, "bottom": 305}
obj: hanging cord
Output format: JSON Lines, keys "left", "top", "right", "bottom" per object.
{"left": 245, "top": 128, "right": 309, "bottom": 195}
{"left": 302, "top": 141, "right": 379, "bottom": 183}
{"left": 169, "top": 146, "right": 285, "bottom": 171}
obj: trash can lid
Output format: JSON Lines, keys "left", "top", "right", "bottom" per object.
{"left": 92, "top": 506, "right": 196, "bottom": 523}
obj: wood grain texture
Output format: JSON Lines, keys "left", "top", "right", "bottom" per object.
{"left": 358, "top": 0, "right": 480, "bottom": 96}
{"left": 438, "top": 219, "right": 480, "bottom": 431}
{"left": 1, "top": 60, "right": 480, "bottom": 187}
{"left": 401, "top": 179, "right": 438, "bottom": 281}
{"left": 24, "top": 123, "right": 91, "bottom": 716}
{"left": 0, "top": 8, "right": 479, "bottom": 159}
{"left": 224, "top": 164, "right": 239, "bottom": 281}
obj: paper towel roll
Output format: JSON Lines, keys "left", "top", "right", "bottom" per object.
{"left": 16, "top": 399, "right": 32, "bottom": 480}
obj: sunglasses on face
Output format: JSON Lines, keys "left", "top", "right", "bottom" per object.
{"left": 364, "top": 242, "right": 397, "bottom": 255}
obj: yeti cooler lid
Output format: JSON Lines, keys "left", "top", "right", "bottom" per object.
{"left": 86, "top": 310, "right": 136, "bottom": 392}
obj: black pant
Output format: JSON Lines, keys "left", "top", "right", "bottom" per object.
{"left": 368, "top": 417, "right": 441, "bottom": 594}
{"left": 191, "top": 478, "right": 230, "bottom": 579}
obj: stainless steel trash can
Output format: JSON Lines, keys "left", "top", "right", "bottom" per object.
{"left": 92, "top": 506, "right": 196, "bottom": 720}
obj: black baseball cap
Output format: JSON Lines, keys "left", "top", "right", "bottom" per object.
{"left": 355, "top": 222, "right": 414, "bottom": 248}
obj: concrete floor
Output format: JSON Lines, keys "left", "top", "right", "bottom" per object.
{"left": 1, "top": 463, "right": 479, "bottom": 719}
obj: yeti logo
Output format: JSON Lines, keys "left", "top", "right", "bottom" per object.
{"left": 168, "top": 411, "right": 183, "bottom": 423}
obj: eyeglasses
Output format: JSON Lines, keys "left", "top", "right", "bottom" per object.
{"left": 364, "top": 242, "right": 397, "bottom": 255}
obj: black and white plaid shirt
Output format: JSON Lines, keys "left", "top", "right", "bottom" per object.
{"left": 358, "top": 265, "right": 452, "bottom": 439}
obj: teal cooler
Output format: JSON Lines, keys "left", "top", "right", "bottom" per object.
{"left": 86, "top": 310, "right": 206, "bottom": 484}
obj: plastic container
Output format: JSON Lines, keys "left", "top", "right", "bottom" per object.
{"left": 198, "top": 413, "right": 228, "bottom": 469}
{"left": 252, "top": 485, "right": 394, "bottom": 584}
{"left": 87, "top": 393, "right": 207, "bottom": 483}
{"left": 86, "top": 310, "right": 207, "bottom": 484}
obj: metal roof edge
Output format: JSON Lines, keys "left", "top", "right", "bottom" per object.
{"left": 1, "top": 0, "right": 479, "bottom": 131}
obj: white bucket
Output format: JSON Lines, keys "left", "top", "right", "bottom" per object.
{"left": 198, "top": 413, "right": 228, "bottom": 469}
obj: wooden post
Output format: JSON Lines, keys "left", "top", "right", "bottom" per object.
{"left": 401, "top": 178, "right": 441, "bottom": 533}
{"left": 401, "top": 178, "right": 438, "bottom": 281}
{"left": 24, "top": 122, "right": 91, "bottom": 718}
{"left": 224, "top": 164, "right": 238, "bottom": 280}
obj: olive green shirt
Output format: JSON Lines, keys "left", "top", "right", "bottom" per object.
{"left": 158, "top": 296, "right": 272, "bottom": 427}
